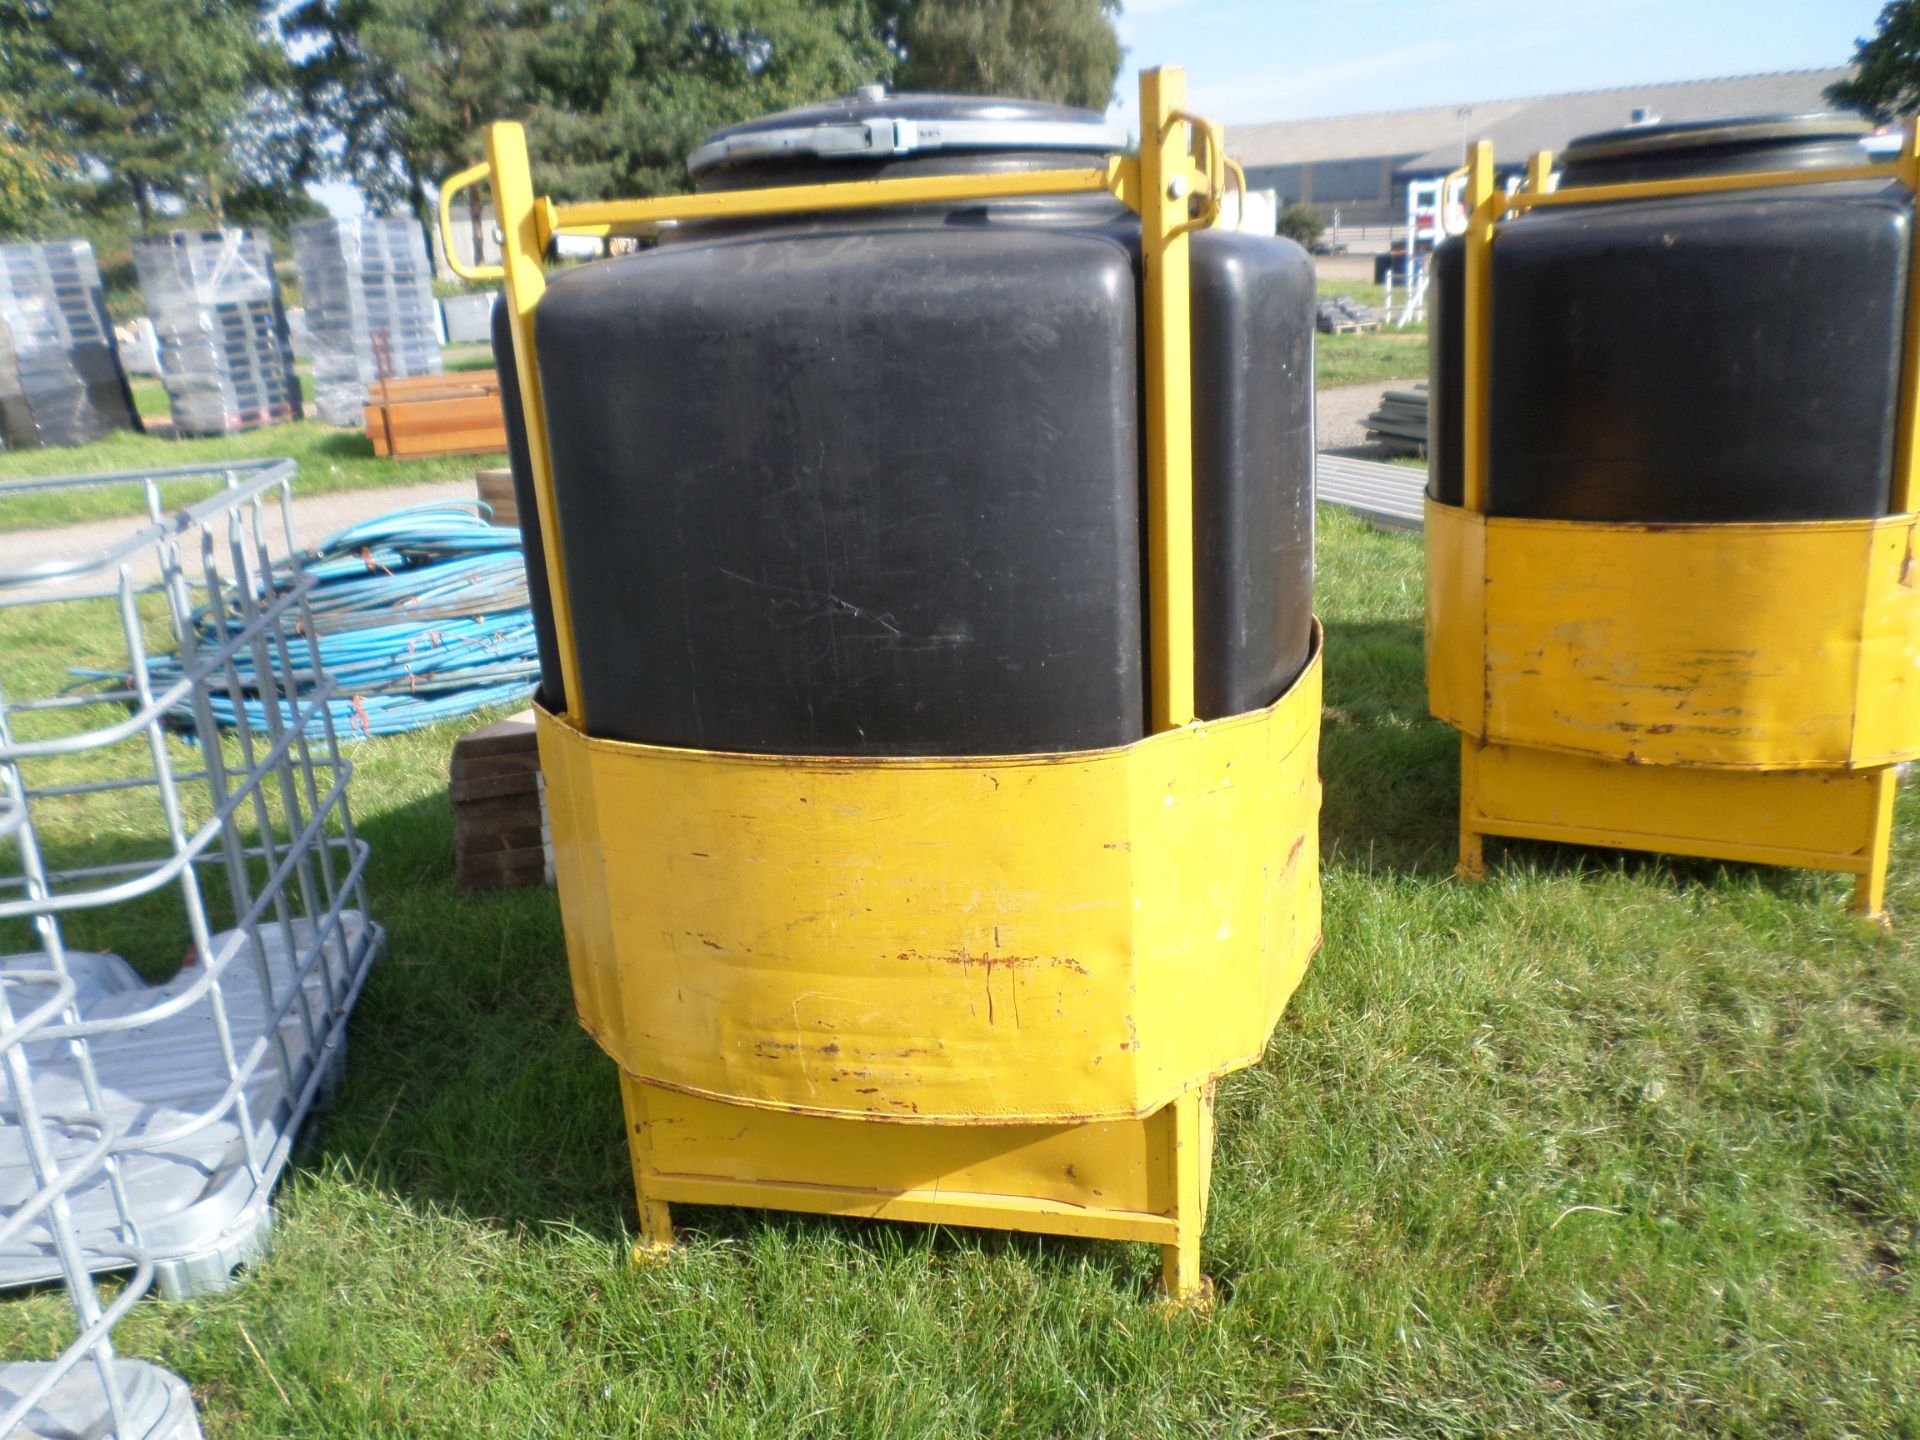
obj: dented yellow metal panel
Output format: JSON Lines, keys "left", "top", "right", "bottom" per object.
{"left": 537, "top": 629, "right": 1322, "bottom": 1127}
{"left": 1424, "top": 497, "right": 1485, "bottom": 736}
{"left": 1426, "top": 502, "right": 1920, "bottom": 771}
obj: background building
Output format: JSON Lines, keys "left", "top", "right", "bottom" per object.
{"left": 1229, "top": 68, "right": 1853, "bottom": 232}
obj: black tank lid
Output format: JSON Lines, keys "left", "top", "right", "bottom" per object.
{"left": 1558, "top": 112, "right": 1873, "bottom": 186}
{"left": 688, "top": 88, "right": 1126, "bottom": 182}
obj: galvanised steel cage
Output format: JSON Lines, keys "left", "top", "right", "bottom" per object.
{"left": 0, "top": 460, "right": 382, "bottom": 1436}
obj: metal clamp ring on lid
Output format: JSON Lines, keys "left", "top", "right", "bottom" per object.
{"left": 688, "top": 117, "right": 1131, "bottom": 175}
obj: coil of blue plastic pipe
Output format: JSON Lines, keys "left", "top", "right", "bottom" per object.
{"left": 141, "top": 500, "right": 541, "bottom": 739}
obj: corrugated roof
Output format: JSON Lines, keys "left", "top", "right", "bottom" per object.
{"left": 1227, "top": 69, "right": 1855, "bottom": 175}
{"left": 1229, "top": 99, "right": 1533, "bottom": 167}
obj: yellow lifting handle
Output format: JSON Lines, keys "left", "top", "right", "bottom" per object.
{"left": 1165, "top": 109, "right": 1227, "bottom": 237}
{"left": 438, "top": 160, "right": 507, "bottom": 283}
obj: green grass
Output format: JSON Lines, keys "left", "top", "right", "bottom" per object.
{"left": 0, "top": 507, "right": 1914, "bottom": 1437}
{"left": 0, "top": 345, "right": 505, "bottom": 533}
{"left": 1313, "top": 279, "right": 1429, "bottom": 390}
{"left": 1319, "top": 329, "right": 1428, "bottom": 390}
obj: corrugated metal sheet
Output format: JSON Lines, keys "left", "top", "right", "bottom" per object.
{"left": 1315, "top": 453, "right": 1425, "bottom": 532}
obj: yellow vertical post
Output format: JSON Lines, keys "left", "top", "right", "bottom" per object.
{"left": 1455, "top": 139, "right": 1499, "bottom": 881}
{"left": 619, "top": 1079, "right": 677, "bottom": 1260}
{"left": 1159, "top": 1087, "right": 1208, "bottom": 1302}
{"left": 1524, "top": 149, "right": 1554, "bottom": 197}
{"left": 1892, "top": 121, "right": 1920, "bottom": 514}
{"left": 1139, "top": 65, "right": 1198, "bottom": 733}
{"left": 1458, "top": 735, "right": 1487, "bottom": 882}
{"left": 1460, "top": 139, "right": 1497, "bottom": 515}
{"left": 486, "top": 121, "right": 586, "bottom": 724}
{"left": 1854, "top": 766, "right": 1898, "bottom": 921}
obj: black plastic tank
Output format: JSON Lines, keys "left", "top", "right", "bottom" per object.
{"left": 491, "top": 300, "right": 567, "bottom": 714}
{"left": 532, "top": 91, "right": 1314, "bottom": 755}
{"left": 1428, "top": 114, "right": 1906, "bottom": 522}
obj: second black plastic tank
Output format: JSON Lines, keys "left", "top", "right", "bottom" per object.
{"left": 530, "top": 91, "right": 1315, "bottom": 755}
{"left": 1429, "top": 113, "right": 1905, "bottom": 522}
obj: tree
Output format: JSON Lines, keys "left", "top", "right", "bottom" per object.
{"left": 1829, "top": 2, "right": 1920, "bottom": 120}
{"left": 0, "top": 0, "right": 288, "bottom": 228}
{"left": 0, "top": 98, "right": 57, "bottom": 236}
{"left": 290, "top": 0, "right": 1118, "bottom": 224}
{"left": 294, "top": 0, "right": 892, "bottom": 212}
{"left": 525, "top": 0, "right": 892, "bottom": 200}
{"left": 0, "top": 140, "right": 55, "bottom": 235}
{"left": 876, "top": 0, "right": 1122, "bottom": 110}
{"left": 287, "top": 0, "right": 546, "bottom": 246}
{"left": 1276, "top": 202, "right": 1324, "bottom": 249}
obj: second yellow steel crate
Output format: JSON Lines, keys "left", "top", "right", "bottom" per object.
{"left": 1428, "top": 134, "right": 1920, "bottom": 918}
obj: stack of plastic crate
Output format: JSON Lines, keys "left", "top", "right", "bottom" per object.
{"left": 291, "top": 217, "right": 443, "bottom": 426}
{"left": 0, "top": 240, "right": 141, "bottom": 449}
{"left": 132, "top": 230, "right": 303, "bottom": 436}
{"left": 0, "top": 458, "right": 383, "bottom": 1436}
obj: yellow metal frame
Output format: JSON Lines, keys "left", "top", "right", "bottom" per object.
{"left": 1432, "top": 129, "right": 1920, "bottom": 916}
{"left": 444, "top": 67, "right": 1318, "bottom": 1299}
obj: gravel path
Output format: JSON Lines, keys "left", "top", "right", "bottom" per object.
{"left": 0, "top": 478, "right": 473, "bottom": 596}
{"left": 1317, "top": 377, "right": 1424, "bottom": 456}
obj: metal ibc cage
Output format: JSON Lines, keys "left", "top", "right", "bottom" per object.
{"left": 0, "top": 461, "right": 382, "bottom": 1386}
{"left": 0, "top": 947, "right": 201, "bottom": 1439}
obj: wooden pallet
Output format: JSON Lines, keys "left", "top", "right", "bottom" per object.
{"left": 450, "top": 709, "right": 552, "bottom": 890}
{"left": 365, "top": 370, "right": 508, "bottom": 460}
{"left": 1320, "top": 319, "right": 1382, "bottom": 335}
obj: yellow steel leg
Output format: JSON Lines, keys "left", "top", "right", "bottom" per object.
{"left": 619, "top": 1076, "right": 678, "bottom": 1263}
{"left": 1457, "top": 736, "right": 1488, "bottom": 882}
{"left": 1157, "top": 1087, "right": 1211, "bottom": 1306}
{"left": 1853, "top": 765, "right": 1898, "bottom": 923}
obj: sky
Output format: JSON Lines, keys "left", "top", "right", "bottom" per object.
{"left": 1110, "top": 0, "right": 1883, "bottom": 130}
{"left": 313, "top": 0, "right": 1886, "bottom": 216}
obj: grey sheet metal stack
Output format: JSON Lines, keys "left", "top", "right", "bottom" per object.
{"left": 291, "top": 217, "right": 442, "bottom": 425}
{"left": 132, "top": 230, "right": 303, "bottom": 436}
{"left": 0, "top": 240, "right": 141, "bottom": 449}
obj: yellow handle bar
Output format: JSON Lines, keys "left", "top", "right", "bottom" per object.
{"left": 1166, "top": 110, "right": 1227, "bottom": 236}
{"left": 438, "top": 160, "right": 506, "bottom": 283}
